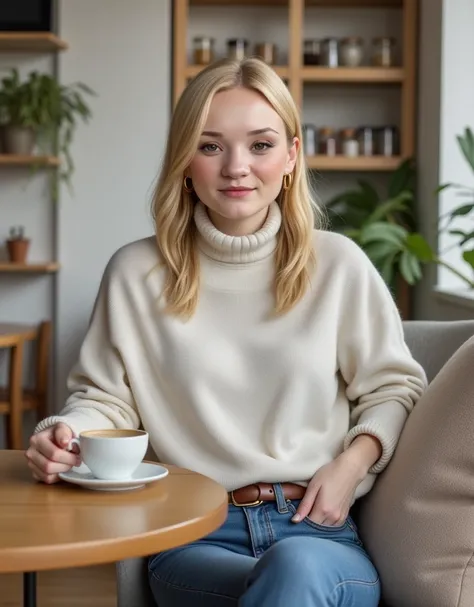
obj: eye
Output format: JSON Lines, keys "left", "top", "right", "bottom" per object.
{"left": 199, "top": 143, "right": 220, "bottom": 153}
{"left": 252, "top": 141, "right": 274, "bottom": 152}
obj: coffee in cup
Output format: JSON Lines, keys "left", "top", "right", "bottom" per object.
{"left": 68, "top": 429, "right": 148, "bottom": 480}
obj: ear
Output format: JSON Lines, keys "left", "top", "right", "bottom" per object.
{"left": 285, "top": 136, "right": 299, "bottom": 174}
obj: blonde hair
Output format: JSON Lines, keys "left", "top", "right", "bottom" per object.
{"left": 151, "top": 57, "right": 324, "bottom": 319}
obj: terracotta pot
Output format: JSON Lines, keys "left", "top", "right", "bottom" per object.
{"left": 7, "top": 239, "right": 30, "bottom": 263}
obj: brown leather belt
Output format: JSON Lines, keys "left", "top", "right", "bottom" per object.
{"left": 229, "top": 482, "right": 306, "bottom": 507}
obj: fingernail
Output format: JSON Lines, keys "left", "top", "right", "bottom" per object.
{"left": 292, "top": 514, "right": 301, "bottom": 523}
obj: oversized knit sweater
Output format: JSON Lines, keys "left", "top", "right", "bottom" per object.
{"left": 36, "top": 201, "right": 427, "bottom": 498}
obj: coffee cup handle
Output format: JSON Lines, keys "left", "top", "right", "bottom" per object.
{"left": 67, "top": 437, "right": 81, "bottom": 453}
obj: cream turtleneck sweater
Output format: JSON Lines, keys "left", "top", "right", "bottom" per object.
{"left": 36, "top": 202, "right": 427, "bottom": 497}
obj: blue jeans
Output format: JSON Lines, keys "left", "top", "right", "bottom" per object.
{"left": 148, "top": 484, "right": 381, "bottom": 606}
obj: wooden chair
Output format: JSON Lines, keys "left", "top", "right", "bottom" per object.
{"left": 0, "top": 321, "right": 52, "bottom": 449}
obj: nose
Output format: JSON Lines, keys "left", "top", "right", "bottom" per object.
{"left": 221, "top": 148, "right": 250, "bottom": 179}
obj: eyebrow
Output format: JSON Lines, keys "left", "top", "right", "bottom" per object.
{"left": 201, "top": 127, "right": 279, "bottom": 137}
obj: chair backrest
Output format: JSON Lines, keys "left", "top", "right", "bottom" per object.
{"left": 402, "top": 320, "right": 474, "bottom": 383}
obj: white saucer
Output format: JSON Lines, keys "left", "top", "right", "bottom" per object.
{"left": 59, "top": 462, "right": 169, "bottom": 491}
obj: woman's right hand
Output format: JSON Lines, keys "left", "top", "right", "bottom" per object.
{"left": 25, "top": 422, "right": 80, "bottom": 484}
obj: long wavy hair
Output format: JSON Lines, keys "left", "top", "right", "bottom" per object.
{"left": 151, "top": 57, "right": 324, "bottom": 319}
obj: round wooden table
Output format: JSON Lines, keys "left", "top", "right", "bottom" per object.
{"left": 0, "top": 450, "right": 228, "bottom": 607}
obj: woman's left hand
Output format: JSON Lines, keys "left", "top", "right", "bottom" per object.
{"left": 291, "top": 434, "right": 382, "bottom": 526}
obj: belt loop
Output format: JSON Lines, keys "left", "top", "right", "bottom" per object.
{"left": 273, "top": 483, "right": 289, "bottom": 514}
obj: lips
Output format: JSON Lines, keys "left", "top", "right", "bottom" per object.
{"left": 219, "top": 187, "right": 254, "bottom": 192}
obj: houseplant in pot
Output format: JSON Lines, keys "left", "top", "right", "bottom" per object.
{"left": 0, "top": 67, "right": 95, "bottom": 187}
{"left": 325, "top": 159, "right": 424, "bottom": 313}
{"left": 6, "top": 226, "right": 30, "bottom": 264}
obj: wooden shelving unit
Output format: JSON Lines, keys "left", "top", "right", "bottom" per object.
{"left": 306, "top": 155, "right": 402, "bottom": 171}
{"left": 0, "top": 262, "right": 60, "bottom": 274}
{"left": 0, "top": 32, "right": 68, "bottom": 53}
{"left": 0, "top": 155, "right": 60, "bottom": 167}
{"left": 173, "top": 0, "right": 418, "bottom": 173}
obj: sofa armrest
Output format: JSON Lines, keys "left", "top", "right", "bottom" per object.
{"left": 116, "top": 557, "right": 156, "bottom": 607}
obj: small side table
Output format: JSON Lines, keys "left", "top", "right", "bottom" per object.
{"left": 0, "top": 450, "right": 228, "bottom": 607}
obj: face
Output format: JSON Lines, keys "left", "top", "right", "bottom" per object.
{"left": 187, "top": 87, "right": 299, "bottom": 236}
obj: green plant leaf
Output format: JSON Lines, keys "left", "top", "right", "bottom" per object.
{"left": 399, "top": 250, "right": 422, "bottom": 284}
{"left": 449, "top": 203, "right": 474, "bottom": 218}
{"left": 359, "top": 222, "right": 407, "bottom": 247}
{"left": 457, "top": 128, "right": 474, "bottom": 173}
{"left": 364, "top": 240, "right": 399, "bottom": 263}
{"left": 405, "top": 233, "right": 435, "bottom": 262}
{"left": 379, "top": 252, "right": 398, "bottom": 286}
{"left": 435, "top": 183, "right": 453, "bottom": 194}
{"left": 462, "top": 249, "right": 474, "bottom": 269}
{"left": 357, "top": 180, "right": 380, "bottom": 209}
{"left": 388, "top": 158, "right": 415, "bottom": 198}
{"left": 367, "top": 192, "right": 413, "bottom": 223}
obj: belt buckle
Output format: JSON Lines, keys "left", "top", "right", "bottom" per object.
{"left": 230, "top": 491, "right": 263, "bottom": 507}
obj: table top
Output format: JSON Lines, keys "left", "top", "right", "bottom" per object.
{"left": 0, "top": 450, "right": 228, "bottom": 573}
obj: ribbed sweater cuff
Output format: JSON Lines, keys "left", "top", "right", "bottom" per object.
{"left": 343, "top": 421, "right": 397, "bottom": 474}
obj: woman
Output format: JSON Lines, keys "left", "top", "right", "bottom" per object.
{"left": 26, "top": 58, "right": 427, "bottom": 606}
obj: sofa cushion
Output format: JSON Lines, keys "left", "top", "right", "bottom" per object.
{"left": 357, "top": 335, "right": 474, "bottom": 607}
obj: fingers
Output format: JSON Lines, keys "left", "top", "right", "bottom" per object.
{"left": 26, "top": 448, "right": 76, "bottom": 476}
{"left": 29, "top": 431, "right": 77, "bottom": 467}
{"left": 308, "top": 505, "right": 346, "bottom": 527}
{"left": 291, "top": 483, "right": 320, "bottom": 523}
{"left": 26, "top": 459, "right": 61, "bottom": 485}
{"left": 53, "top": 422, "right": 74, "bottom": 449}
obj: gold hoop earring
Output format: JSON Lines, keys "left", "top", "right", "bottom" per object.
{"left": 282, "top": 172, "right": 293, "bottom": 191}
{"left": 183, "top": 176, "right": 194, "bottom": 193}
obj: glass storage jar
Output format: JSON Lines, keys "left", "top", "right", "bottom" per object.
{"left": 321, "top": 38, "right": 339, "bottom": 68}
{"left": 302, "top": 124, "right": 318, "bottom": 156}
{"left": 340, "top": 37, "right": 364, "bottom": 67}
{"left": 255, "top": 42, "right": 277, "bottom": 65}
{"left": 319, "top": 127, "right": 338, "bottom": 156}
{"left": 303, "top": 39, "right": 321, "bottom": 65}
{"left": 193, "top": 37, "right": 215, "bottom": 65}
{"left": 372, "top": 37, "right": 396, "bottom": 67}
{"left": 340, "top": 128, "right": 359, "bottom": 157}
{"left": 227, "top": 38, "right": 248, "bottom": 61}
{"left": 358, "top": 127, "right": 375, "bottom": 156}
{"left": 377, "top": 126, "right": 399, "bottom": 156}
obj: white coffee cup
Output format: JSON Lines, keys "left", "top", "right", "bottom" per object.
{"left": 68, "top": 429, "right": 148, "bottom": 480}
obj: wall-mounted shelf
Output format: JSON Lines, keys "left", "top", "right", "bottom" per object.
{"left": 190, "top": 0, "right": 402, "bottom": 6}
{"left": 0, "top": 155, "right": 60, "bottom": 167}
{"left": 302, "top": 67, "right": 405, "bottom": 84}
{"left": 0, "top": 32, "right": 68, "bottom": 53}
{"left": 306, "top": 155, "right": 402, "bottom": 171}
{"left": 0, "top": 262, "right": 60, "bottom": 274}
{"left": 186, "top": 64, "right": 289, "bottom": 79}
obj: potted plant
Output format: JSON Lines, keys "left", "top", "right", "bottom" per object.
{"left": 325, "top": 158, "right": 422, "bottom": 316}
{"left": 6, "top": 226, "right": 30, "bottom": 264}
{"left": 0, "top": 67, "right": 96, "bottom": 187}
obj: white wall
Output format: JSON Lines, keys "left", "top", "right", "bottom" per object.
{"left": 55, "top": 0, "right": 170, "bottom": 407}
{"left": 414, "top": 0, "right": 474, "bottom": 320}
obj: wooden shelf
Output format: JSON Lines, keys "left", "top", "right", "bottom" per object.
{"left": 190, "top": 0, "right": 401, "bottom": 6}
{"left": 0, "top": 262, "right": 60, "bottom": 274}
{"left": 302, "top": 67, "right": 404, "bottom": 84}
{"left": 186, "top": 64, "right": 289, "bottom": 79}
{"left": 306, "top": 155, "right": 402, "bottom": 171}
{"left": 0, "top": 32, "right": 68, "bottom": 53}
{"left": 0, "top": 155, "right": 60, "bottom": 167}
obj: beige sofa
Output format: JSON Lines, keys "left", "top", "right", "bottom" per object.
{"left": 116, "top": 319, "right": 474, "bottom": 607}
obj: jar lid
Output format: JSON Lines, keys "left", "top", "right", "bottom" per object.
{"left": 227, "top": 38, "right": 249, "bottom": 45}
{"left": 373, "top": 36, "right": 396, "bottom": 44}
{"left": 341, "top": 37, "right": 363, "bottom": 44}
{"left": 340, "top": 127, "right": 357, "bottom": 137}
{"left": 319, "top": 127, "right": 336, "bottom": 135}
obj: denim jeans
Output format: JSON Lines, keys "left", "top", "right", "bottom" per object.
{"left": 148, "top": 484, "right": 381, "bottom": 607}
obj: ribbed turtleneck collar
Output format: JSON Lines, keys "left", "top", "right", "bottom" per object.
{"left": 194, "top": 201, "right": 282, "bottom": 264}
